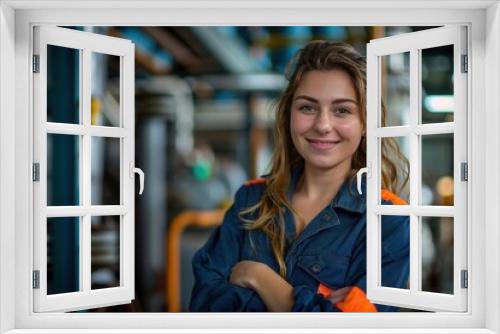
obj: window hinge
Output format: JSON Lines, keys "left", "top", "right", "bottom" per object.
{"left": 461, "top": 162, "right": 468, "bottom": 181}
{"left": 33, "top": 55, "right": 40, "bottom": 73}
{"left": 461, "top": 54, "right": 468, "bottom": 73}
{"left": 461, "top": 270, "right": 468, "bottom": 289}
{"left": 33, "top": 163, "right": 40, "bottom": 182}
{"left": 33, "top": 270, "right": 40, "bottom": 289}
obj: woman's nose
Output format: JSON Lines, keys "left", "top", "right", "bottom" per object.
{"left": 314, "top": 110, "right": 333, "bottom": 134}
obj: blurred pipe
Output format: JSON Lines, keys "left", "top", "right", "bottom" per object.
{"left": 166, "top": 210, "right": 225, "bottom": 312}
{"left": 136, "top": 77, "right": 194, "bottom": 157}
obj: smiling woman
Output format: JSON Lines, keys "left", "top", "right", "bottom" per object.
{"left": 290, "top": 69, "right": 364, "bottom": 174}
{"left": 189, "top": 41, "right": 410, "bottom": 312}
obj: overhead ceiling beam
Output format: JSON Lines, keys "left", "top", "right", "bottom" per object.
{"left": 190, "top": 26, "right": 263, "bottom": 74}
{"left": 141, "top": 27, "right": 205, "bottom": 73}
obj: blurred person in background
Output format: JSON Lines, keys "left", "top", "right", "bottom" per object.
{"left": 190, "top": 41, "right": 410, "bottom": 312}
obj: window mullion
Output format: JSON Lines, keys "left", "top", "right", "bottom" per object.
{"left": 374, "top": 123, "right": 455, "bottom": 138}
{"left": 409, "top": 48, "right": 420, "bottom": 294}
{"left": 374, "top": 205, "right": 455, "bottom": 216}
{"left": 122, "top": 45, "right": 134, "bottom": 292}
{"left": 81, "top": 48, "right": 92, "bottom": 294}
{"left": 365, "top": 44, "right": 379, "bottom": 297}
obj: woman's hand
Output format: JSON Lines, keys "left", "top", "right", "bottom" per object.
{"left": 230, "top": 260, "right": 294, "bottom": 311}
{"left": 326, "top": 286, "right": 353, "bottom": 304}
{"left": 229, "top": 260, "right": 266, "bottom": 290}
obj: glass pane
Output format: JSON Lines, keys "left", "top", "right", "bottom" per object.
{"left": 91, "top": 216, "right": 120, "bottom": 289}
{"left": 421, "top": 45, "right": 454, "bottom": 124}
{"left": 380, "top": 136, "right": 410, "bottom": 205}
{"left": 421, "top": 133, "right": 454, "bottom": 206}
{"left": 380, "top": 52, "right": 410, "bottom": 127}
{"left": 47, "top": 134, "right": 80, "bottom": 206}
{"left": 91, "top": 52, "right": 121, "bottom": 127}
{"left": 421, "top": 216, "right": 454, "bottom": 294}
{"left": 47, "top": 217, "right": 80, "bottom": 295}
{"left": 91, "top": 137, "right": 121, "bottom": 205}
{"left": 47, "top": 45, "right": 80, "bottom": 124}
{"left": 381, "top": 215, "right": 410, "bottom": 290}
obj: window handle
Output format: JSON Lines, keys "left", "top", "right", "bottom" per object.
{"left": 130, "top": 162, "right": 145, "bottom": 195}
{"left": 356, "top": 167, "right": 368, "bottom": 195}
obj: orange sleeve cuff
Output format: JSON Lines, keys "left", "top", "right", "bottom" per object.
{"left": 244, "top": 177, "right": 266, "bottom": 186}
{"left": 335, "top": 286, "right": 377, "bottom": 312}
{"left": 317, "top": 283, "right": 332, "bottom": 298}
{"left": 316, "top": 284, "right": 377, "bottom": 312}
{"left": 381, "top": 189, "right": 407, "bottom": 205}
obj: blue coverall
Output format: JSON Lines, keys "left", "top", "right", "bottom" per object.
{"left": 190, "top": 167, "right": 409, "bottom": 312}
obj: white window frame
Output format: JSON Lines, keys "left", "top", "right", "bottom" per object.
{"left": 366, "top": 26, "right": 468, "bottom": 312}
{"left": 33, "top": 26, "right": 136, "bottom": 312}
{"left": 0, "top": 1, "right": 499, "bottom": 333}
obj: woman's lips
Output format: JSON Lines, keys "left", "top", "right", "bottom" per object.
{"left": 306, "top": 138, "right": 340, "bottom": 150}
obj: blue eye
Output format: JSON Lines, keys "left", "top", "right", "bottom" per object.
{"left": 336, "top": 107, "right": 351, "bottom": 115}
{"left": 299, "top": 105, "right": 316, "bottom": 113}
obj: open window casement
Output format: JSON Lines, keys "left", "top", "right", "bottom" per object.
{"left": 366, "top": 26, "right": 467, "bottom": 312}
{"left": 33, "top": 26, "right": 141, "bottom": 312}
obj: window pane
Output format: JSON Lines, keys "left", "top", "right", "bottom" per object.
{"left": 380, "top": 52, "right": 410, "bottom": 127}
{"left": 421, "top": 216, "right": 454, "bottom": 294}
{"left": 381, "top": 215, "right": 410, "bottom": 290}
{"left": 421, "top": 45, "right": 454, "bottom": 124}
{"left": 91, "top": 52, "right": 121, "bottom": 127}
{"left": 91, "top": 216, "right": 120, "bottom": 290}
{"left": 380, "top": 136, "right": 410, "bottom": 205}
{"left": 421, "top": 133, "right": 454, "bottom": 206}
{"left": 47, "top": 217, "right": 80, "bottom": 295}
{"left": 47, "top": 134, "right": 80, "bottom": 206}
{"left": 47, "top": 45, "right": 80, "bottom": 124}
{"left": 91, "top": 137, "right": 121, "bottom": 205}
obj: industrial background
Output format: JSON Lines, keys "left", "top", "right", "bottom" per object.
{"left": 46, "top": 26, "right": 454, "bottom": 312}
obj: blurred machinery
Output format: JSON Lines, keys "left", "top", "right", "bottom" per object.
{"left": 134, "top": 76, "right": 193, "bottom": 311}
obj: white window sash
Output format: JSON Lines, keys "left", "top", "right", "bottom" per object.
{"left": 32, "top": 25, "right": 136, "bottom": 313}
{"left": 366, "top": 25, "right": 468, "bottom": 312}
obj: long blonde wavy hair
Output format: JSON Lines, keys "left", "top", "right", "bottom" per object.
{"left": 239, "top": 41, "right": 409, "bottom": 278}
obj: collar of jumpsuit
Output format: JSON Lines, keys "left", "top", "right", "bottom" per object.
{"left": 283, "top": 162, "right": 367, "bottom": 248}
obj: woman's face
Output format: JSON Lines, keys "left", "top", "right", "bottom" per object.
{"left": 290, "top": 69, "right": 363, "bottom": 173}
